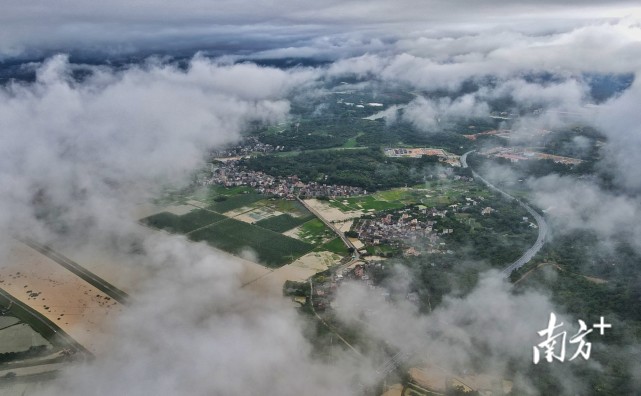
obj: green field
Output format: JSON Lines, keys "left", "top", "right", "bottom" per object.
{"left": 141, "top": 209, "right": 226, "bottom": 234}
{"left": 297, "top": 219, "right": 334, "bottom": 245}
{"left": 365, "top": 244, "right": 400, "bottom": 256}
{"left": 341, "top": 132, "right": 364, "bottom": 148}
{"left": 189, "top": 218, "right": 313, "bottom": 267}
{"left": 259, "top": 199, "right": 309, "bottom": 217}
{"left": 328, "top": 195, "right": 404, "bottom": 212}
{"left": 255, "top": 213, "right": 314, "bottom": 233}
{"left": 327, "top": 181, "right": 486, "bottom": 212}
{"left": 317, "top": 237, "right": 350, "bottom": 256}
{"left": 207, "top": 192, "right": 265, "bottom": 213}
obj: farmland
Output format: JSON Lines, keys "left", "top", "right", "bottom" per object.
{"left": 189, "top": 218, "right": 314, "bottom": 267}
{"left": 255, "top": 213, "right": 314, "bottom": 233}
{"left": 141, "top": 209, "right": 226, "bottom": 234}
{"left": 316, "top": 237, "right": 350, "bottom": 256}
{"left": 297, "top": 219, "right": 334, "bottom": 245}
{"left": 327, "top": 180, "right": 490, "bottom": 212}
{"left": 141, "top": 190, "right": 343, "bottom": 268}
{"left": 207, "top": 192, "right": 265, "bottom": 213}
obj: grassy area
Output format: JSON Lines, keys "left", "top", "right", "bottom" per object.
{"left": 141, "top": 209, "right": 226, "bottom": 234}
{"left": 298, "top": 219, "right": 334, "bottom": 245}
{"left": 255, "top": 213, "right": 314, "bottom": 233}
{"left": 260, "top": 199, "right": 310, "bottom": 217}
{"left": 341, "top": 132, "right": 364, "bottom": 148}
{"left": 207, "top": 192, "right": 265, "bottom": 213}
{"left": 327, "top": 181, "right": 487, "bottom": 213}
{"left": 365, "top": 244, "right": 400, "bottom": 256}
{"left": 317, "top": 237, "right": 350, "bottom": 256}
{"left": 328, "top": 195, "right": 404, "bottom": 212}
{"left": 189, "top": 218, "right": 313, "bottom": 267}
{"left": 189, "top": 185, "right": 255, "bottom": 202}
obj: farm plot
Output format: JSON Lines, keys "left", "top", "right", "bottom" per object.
{"left": 297, "top": 219, "right": 334, "bottom": 245}
{"left": 0, "top": 321, "right": 50, "bottom": 354}
{"left": 207, "top": 192, "right": 265, "bottom": 213}
{"left": 189, "top": 218, "right": 314, "bottom": 268}
{"left": 328, "top": 195, "right": 403, "bottom": 212}
{"left": 317, "top": 237, "right": 350, "bottom": 256}
{"left": 255, "top": 213, "right": 314, "bottom": 233}
{"left": 141, "top": 209, "right": 226, "bottom": 234}
{"left": 327, "top": 180, "right": 482, "bottom": 213}
{"left": 261, "top": 199, "right": 310, "bottom": 217}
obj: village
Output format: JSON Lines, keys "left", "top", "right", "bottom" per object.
{"left": 208, "top": 136, "right": 285, "bottom": 159}
{"left": 353, "top": 208, "right": 448, "bottom": 256}
{"left": 206, "top": 160, "right": 366, "bottom": 199}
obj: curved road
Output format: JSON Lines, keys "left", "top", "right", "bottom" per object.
{"left": 461, "top": 151, "right": 548, "bottom": 278}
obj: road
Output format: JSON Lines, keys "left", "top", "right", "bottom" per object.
{"left": 296, "top": 197, "right": 361, "bottom": 273}
{"left": 0, "top": 288, "right": 91, "bottom": 358}
{"left": 308, "top": 279, "right": 362, "bottom": 358}
{"left": 461, "top": 151, "right": 548, "bottom": 278}
{"left": 19, "top": 238, "right": 130, "bottom": 305}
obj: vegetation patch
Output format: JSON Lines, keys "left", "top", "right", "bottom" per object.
{"left": 207, "top": 192, "right": 265, "bottom": 213}
{"left": 242, "top": 148, "right": 448, "bottom": 191}
{"left": 329, "top": 195, "right": 404, "bottom": 212}
{"left": 141, "top": 209, "right": 226, "bottom": 234}
{"left": 316, "top": 237, "right": 350, "bottom": 256}
{"left": 189, "top": 218, "right": 314, "bottom": 267}
{"left": 297, "top": 219, "right": 334, "bottom": 245}
{"left": 260, "top": 199, "right": 310, "bottom": 217}
{"left": 255, "top": 213, "right": 314, "bottom": 233}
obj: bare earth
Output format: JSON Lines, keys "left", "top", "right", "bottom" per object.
{"left": 52, "top": 245, "right": 148, "bottom": 294}
{"left": 0, "top": 198, "right": 345, "bottom": 357}
{"left": 242, "top": 251, "right": 340, "bottom": 294}
{"left": 380, "top": 384, "right": 403, "bottom": 396}
{"left": 334, "top": 220, "right": 354, "bottom": 233}
{"left": 349, "top": 237, "right": 365, "bottom": 249}
{"left": 0, "top": 243, "right": 124, "bottom": 355}
{"left": 304, "top": 199, "right": 363, "bottom": 222}
{"left": 282, "top": 225, "right": 304, "bottom": 240}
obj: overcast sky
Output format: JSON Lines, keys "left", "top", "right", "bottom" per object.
{"left": 1, "top": 0, "right": 640, "bottom": 58}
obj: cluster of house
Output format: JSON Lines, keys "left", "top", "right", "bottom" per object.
{"left": 311, "top": 261, "right": 419, "bottom": 311}
{"left": 356, "top": 211, "right": 437, "bottom": 247}
{"left": 207, "top": 160, "right": 364, "bottom": 199}
{"left": 209, "top": 136, "right": 284, "bottom": 158}
{"left": 353, "top": 206, "right": 458, "bottom": 256}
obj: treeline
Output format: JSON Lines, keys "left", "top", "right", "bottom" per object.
{"left": 354, "top": 121, "right": 471, "bottom": 153}
{"left": 255, "top": 117, "right": 472, "bottom": 153}
{"left": 441, "top": 198, "right": 538, "bottom": 265}
{"left": 242, "top": 148, "right": 443, "bottom": 191}
{"left": 257, "top": 118, "right": 381, "bottom": 151}
{"left": 508, "top": 229, "right": 641, "bottom": 395}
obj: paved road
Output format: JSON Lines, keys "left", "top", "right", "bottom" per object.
{"left": 0, "top": 288, "right": 91, "bottom": 358}
{"left": 296, "top": 197, "right": 361, "bottom": 273}
{"left": 461, "top": 151, "right": 548, "bottom": 278}
{"left": 19, "top": 238, "right": 129, "bottom": 305}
